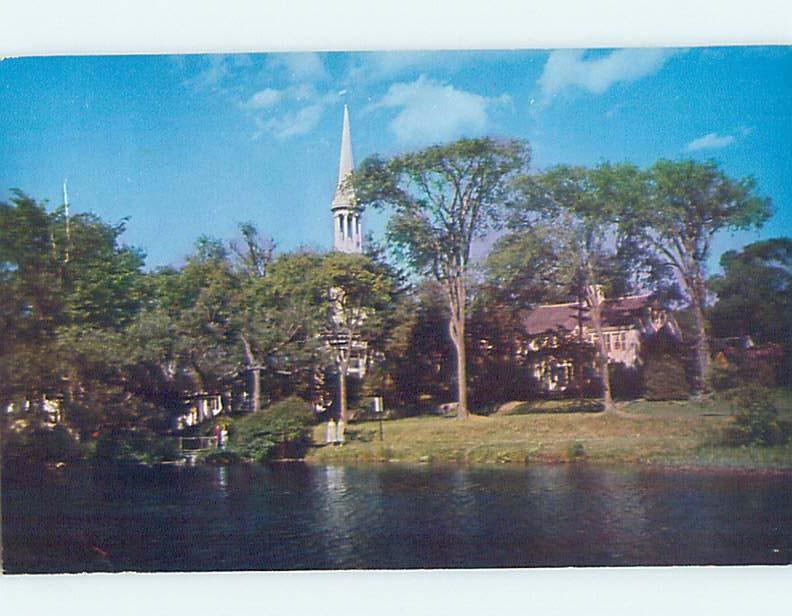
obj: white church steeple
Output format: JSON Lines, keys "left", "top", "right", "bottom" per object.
{"left": 332, "top": 105, "right": 362, "bottom": 254}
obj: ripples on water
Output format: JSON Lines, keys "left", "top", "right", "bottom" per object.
{"left": 2, "top": 463, "right": 791, "bottom": 573}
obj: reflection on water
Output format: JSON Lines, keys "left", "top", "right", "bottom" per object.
{"left": 2, "top": 462, "right": 791, "bottom": 573}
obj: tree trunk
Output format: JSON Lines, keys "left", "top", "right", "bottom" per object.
{"left": 241, "top": 334, "right": 261, "bottom": 412}
{"left": 689, "top": 276, "right": 711, "bottom": 396}
{"left": 448, "top": 273, "right": 469, "bottom": 419}
{"left": 450, "top": 318, "right": 469, "bottom": 419}
{"left": 251, "top": 368, "right": 261, "bottom": 413}
{"left": 576, "top": 295, "right": 585, "bottom": 400}
{"left": 588, "top": 286, "right": 614, "bottom": 412}
{"left": 338, "top": 364, "right": 348, "bottom": 424}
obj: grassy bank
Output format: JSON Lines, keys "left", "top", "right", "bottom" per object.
{"left": 306, "top": 391, "right": 792, "bottom": 469}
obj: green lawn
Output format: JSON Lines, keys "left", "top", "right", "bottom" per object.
{"left": 306, "top": 390, "right": 792, "bottom": 469}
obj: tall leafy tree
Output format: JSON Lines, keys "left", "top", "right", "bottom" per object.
{"left": 379, "top": 281, "right": 454, "bottom": 410}
{"left": 509, "top": 166, "right": 639, "bottom": 410}
{"left": 353, "top": 137, "right": 530, "bottom": 418}
{"left": 603, "top": 159, "right": 773, "bottom": 393}
{"left": 235, "top": 249, "right": 325, "bottom": 412}
{"left": 708, "top": 238, "right": 792, "bottom": 382}
{"left": 0, "top": 191, "right": 63, "bottom": 406}
{"left": 1, "top": 191, "right": 149, "bottom": 433}
{"left": 309, "top": 251, "right": 401, "bottom": 423}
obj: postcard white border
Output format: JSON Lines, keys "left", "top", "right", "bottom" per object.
{"left": 1, "top": 1, "right": 791, "bottom": 615}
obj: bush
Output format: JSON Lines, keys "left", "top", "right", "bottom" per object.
{"left": 231, "top": 396, "right": 315, "bottom": 463}
{"left": 199, "top": 450, "right": 241, "bottom": 465}
{"left": 567, "top": 442, "right": 586, "bottom": 460}
{"left": 724, "top": 386, "right": 792, "bottom": 447}
{"left": 92, "top": 428, "right": 180, "bottom": 465}
{"left": 609, "top": 363, "right": 643, "bottom": 400}
{"left": 510, "top": 399, "right": 604, "bottom": 415}
{"left": 712, "top": 358, "right": 778, "bottom": 392}
{"left": 641, "top": 331, "right": 690, "bottom": 400}
{"left": 643, "top": 355, "right": 690, "bottom": 400}
{"left": 2, "top": 424, "right": 81, "bottom": 464}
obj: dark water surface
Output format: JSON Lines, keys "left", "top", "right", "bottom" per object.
{"left": 3, "top": 462, "right": 791, "bottom": 573}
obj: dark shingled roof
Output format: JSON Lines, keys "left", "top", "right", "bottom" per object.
{"left": 520, "top": 295, "right": 654, "bottom": 335}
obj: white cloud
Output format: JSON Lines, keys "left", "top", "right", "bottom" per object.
{"left": 345, "top": 50, "right": 528, "bottom": 85}
{"left": 184, "top": 55, "right": 233, "bottom": 91}
{"left": 183, "top": 54, "right": 254, "bottom": 92}
{"left": 538, "top": 49, "right": 675, "bottom": 103}
{"left": 267, "top": 52, "right": 328, "bottom": 82}
{"left": 255, "top": 104, "right": 325, "bottom": 140}
{"left": 243, "top": 88, "right": 283, "bottom": 109}
{"left": 247, "top": 85, "right": 339, "bottom": 140}
{"left": 686, "top": 132, "right": 736, "bottom": 151}
{"left": 347, "top": 52, "right": 447, "bottom": 83}
{"left": 370, "top": 75, "right": 508, "bottom": 146}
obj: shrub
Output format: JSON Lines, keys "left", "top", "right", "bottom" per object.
{"left": 2, "top": 424, "right": 81, "bottom": 464}
{"left": 643, "top": 354, "right": 690, "bottom": 400}
{"left": 724, "top": 386, "right": 792, "bottom": 447}
{"left": 92, "top": 428, "right": 180, "bottom": 465}
{"left": 510, "top": 399, "right": 604, "bottom": 415}
{"left": 231, "top": 396, "right": 315, "bottom": 463}
{"left": 642, "top": 331, "right": 690, "bottom": 400}
{"left": 199, "top": 450, "right": 241, "bottom": 465}
{"left": 712, "top": 358, "right": 777, "bottom": 392}
{"left": 567, "top": 442, "right": 586, "bottom": 460}
{"left": 609, "top": 363, "right": 643, "bottom": 400}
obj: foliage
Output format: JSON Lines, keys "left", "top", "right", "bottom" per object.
{"left": 724, "top": 386, "right": 791, "bottom": 447}
{"left": 466, "top": 297, "right": 537, "bottom": 407}
{"left": 230, "top": 396, "right": 316, "bottom": 462}
{"left": 608, "top": 363, "right": 643, "bottom": 401}
{"left": 353, "top": 137, "right": 531, "bottom": 418}
{"left": 709, "top": 238, "right": 792, "bottom": 384}
{"left": 642, "top": 332, "right": 690, "bottom": 401}
{"left": 2, "top": 424, "right": 81, "bottom": 464}
{"left": 506, "top": 165, "right": 649, "bottom": 409}
{"left": 482, "top": 225, "right": 571, "bottom": 308}
{"left": 378, "top": 281, "right": 454, "bottom": 410}
{"left": 509, "top": 399, "right": 605, "bottom": 415}
{"left": 643, "top": 356, "right": 690, "bottom": 401}
{"left": 91, "top": 428, "right": 180, "bottom": 465}
{"left": 199, "top": 449, "right": 242, "bottom": 465}
{"left": 602, "top": 159, "right": 773, "bottom": 393}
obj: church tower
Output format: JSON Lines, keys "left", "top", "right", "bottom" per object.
{"left": 332, "top": 105, "right": 363, "bottom": 253}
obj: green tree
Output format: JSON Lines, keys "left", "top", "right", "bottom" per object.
{"left": 309, "top": 251, "right": 401, "bottom": 423}
{"left": 708, "top": 238, "right": 792, "bottom": 382}
{"left": 508, "top": 166, "right": 639, "bottom": 410}
{"left": 483, "top": 225, "right": 570, "bottom": 308}
{"left": 0, "top": 191, "right": 62, "bottom": 406}
{"left": 353, "top": 137, "right": 530, "bottom": 418}
{"left": 380, "top": 281, "right": 454, "bottom": 411}
{"left": 235, "top": 248, "right": 325, "bottom": 412}
{"left": 0, "top": 191, "right": 147, "bottom": 433}
{"left": 608, "top": 160, "right": 773, "bottom": 394}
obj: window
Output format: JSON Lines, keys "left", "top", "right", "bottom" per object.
{"left": 613, "top": 333, "right": 621, "bottom": 350}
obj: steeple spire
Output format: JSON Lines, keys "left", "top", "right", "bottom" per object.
{"left": 337, "top": 104, "right": 354, "bottom": 186}
{"left": 332, "top": 105, "right": 362, "bottom": 254}
{"left": 62, "top": 179, "right": 71, "bottom": 263}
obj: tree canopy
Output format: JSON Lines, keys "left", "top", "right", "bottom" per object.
{"left": 353, "top": 137, "right": 530, "bottom": 418}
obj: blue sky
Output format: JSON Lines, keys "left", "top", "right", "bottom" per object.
{"left": 1, "top": 47, "right": 790, "bottom": 272}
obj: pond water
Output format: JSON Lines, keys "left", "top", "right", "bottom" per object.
{"left": 2, "top": 462, "right": 791, "bottom": 573}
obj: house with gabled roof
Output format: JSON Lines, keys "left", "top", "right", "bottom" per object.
{"left": 520, "top": 293, "right": 679, "bottom": 394}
